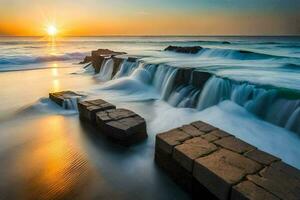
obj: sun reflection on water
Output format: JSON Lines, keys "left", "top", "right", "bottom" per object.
{"left": 13, "top": 116, "right": 93, "bottom": 200}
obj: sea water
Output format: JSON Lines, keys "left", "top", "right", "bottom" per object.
{"left": 0, "top": 36, "right": 299, "bottom": 199}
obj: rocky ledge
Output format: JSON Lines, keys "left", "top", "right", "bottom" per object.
{"left": 78, "top": 99, "right": 147, "bottom": 145}
{"left": 79, "top": 48, "right": 127, "bottom": 75}
{"left": 164, "top": 46, "right": 203, "bottom": 54}
{"left": 49, "top": 91, "right": 84, "bottom": 109}
{"left": 155, "top": 121, "right": 300, "bottom": 200}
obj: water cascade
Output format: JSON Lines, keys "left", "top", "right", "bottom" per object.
{"left": 93, "top": 57, "right": 300, "bottom": 134}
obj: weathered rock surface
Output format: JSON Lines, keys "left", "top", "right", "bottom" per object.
{"left": 156, "top": 129, "right": 191, "bottom": 155}
{"left": 247, "top": 162, "right": 300, "bottom": 200}
{"left": 193, "top": 149, "right": 262, "bottom": 200}
{"left": 214, "top": 136, "right": 255, "bottom": 154}
{"left": 96, "top": 108, "right": 147, "bottom": 144}
{"left": 49, "top": 91, "right": 83, "bottom": 109}
{"left": 231, "top": 180, "right": 280, "bottom": 200}
{"left": 164, "top": 45, "right": 202, "bottom": 54}
{"left": 244, "top": 149, "right": 280, "bottom": 165}
{"left": 78, "top": 99, "right": 116, "bottom": 123}
{"left": 173, "top": 137, "right": 217, "bottom": 172}
{"left": 155, "top": 121, "right": 300, "bottom": 200}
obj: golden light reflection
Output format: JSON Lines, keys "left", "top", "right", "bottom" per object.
{"left": 51, "top": 68, "right": 58, "bottom": 77}
{"left": 12, "top": 116, "right": 93, "bottom": 200}
{"left": 51, "top": 79, "right": 60, "bottom": 92}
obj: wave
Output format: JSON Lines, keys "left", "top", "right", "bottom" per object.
{"left": 280, "top": 63, "right": 300, "bottom": 70}
{"left": 0, "top": 52, "right": 87, "bottom": 65}
{"left": 167, "top": 46, "right": 295, "bottom": 60}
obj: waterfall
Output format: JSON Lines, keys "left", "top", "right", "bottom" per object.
{"left": 90, "top": 57, "right": 300, "bottom": 134}
{"left": 197, "top": 76, "right": 231, "bottom": 110}
{"left": 62, "top": 98, "right": 78, "bottom": 110}
{"left": 113, "top": 60, "right": 138, "bottom": 79}
{"left": 96, "top": 58, "right": 114, "bottom": 81}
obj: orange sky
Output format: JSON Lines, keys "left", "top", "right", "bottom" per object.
{"left": 0, "top": 0, "right": 299, "bottom": 36}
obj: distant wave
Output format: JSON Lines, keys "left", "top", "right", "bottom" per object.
{"left": 0, "top": 52, "right": 87, "bottom": 65}
{"left": 280, "top": 63, "right": 300, "bottom": 70}
{"left": 163, "top": 45, "right": 292, "bottom": 60}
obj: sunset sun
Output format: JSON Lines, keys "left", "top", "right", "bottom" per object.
{"left": 46, "top": 25, "right": 57, "bottom": 36}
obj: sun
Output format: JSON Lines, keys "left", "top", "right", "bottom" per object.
{"left": 47, "top": 25, "right": 58, "bottom": 36}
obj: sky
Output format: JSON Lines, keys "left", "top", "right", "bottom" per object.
{"left": 0, "top": 0, "right": 299, "bottom": 36}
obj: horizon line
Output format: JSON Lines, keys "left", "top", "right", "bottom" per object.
{"left": 0, "top": 34, "right": 300, "bottom": 37}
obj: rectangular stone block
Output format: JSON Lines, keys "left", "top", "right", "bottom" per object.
{"left": 244, "top": 149, "right": 280, "bottom": 166}
{"left": 191, "top": 121, "right": 217, "bottom": 133}
{"left": 231, "top": 180, "right": 280, "bottom": 200}
{"left": 155, "top": 129, "right": 191, "bottom": 155}
{"left": 214, "top": 136, "right": 255, "bottom": 154}
{"left": 173, "top": 137, "right": 217, "bottom": 172}
{"left": 247, "top": 162, "right": 300, "bottom": 200}
{"left": 201, "top": 133, "right": 219, "bottom": 142}
{"left": 179, "top": 125, "right": 205, "bottom": 137}
{"left": 193, "top": 149, "right": 262, "bottom": 200}
{"left": 78, "top": 99, "right": 116, "bottom": 123}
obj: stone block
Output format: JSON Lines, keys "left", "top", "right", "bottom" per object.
{"left": 101, "top": 115, "right": 147, "bottom": 145}
{"left": 78, "top": 99, "right": 116, "bottom": 123}
{"left": 247, "top": 162, "right": 300, "bottom": 200}
{"left": 210, "top": 129, "right": 232, "bottom": 138}
{"left": 179, "top": 124, "right": 205, "bottom": 137}
{"left": 231, "top": 180, "right": 280, "bottom": 200}
{"left": 173, "top": 137, "right": 217, "bottom": 172}
{"left": 191, "top": 121, "right": 217, "bottom": 133}
{"left": 201, "top": 133, "right": 219, "bottom": 142}
{"left": 214, "top": 137, "right": 255, "bottom": 154}
{"left": 245, "top": 149, "right": 280, "bottom": 166}
{"left": 193, "top": 149, "right": 262, "bottom": 200}
{"left": 155, "top": 129, "right": 191, "bottom": 155}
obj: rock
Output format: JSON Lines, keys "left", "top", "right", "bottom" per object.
{"left": 92, "top": 49, "right": 125, "bottom": 57}
{"left": 112, "top": 57, "right": 124, "bottom": 77}
{"left": 191, "top": 71, "right": 211, "bottom": 89}
{"left": 155, "top": 129, "right": 191, "bottom": 155}
{"left": 78, "top": 99, "right": 116, "bottom": 123}
{"left": 173, "top": 137, "right": 217, "bottom": 172}
{"left": 245, "top": 149, "right": 280, "bottom": 166}
{"left": 191, "top": 121, "right": 217, "bottom": 133}
{"left": 127, "top": 57, "right": 138, "bottom": 62}
{"left": 201, "top": 133, "right": 219, "bottom": 142}
{"left": 193, "top": 149, "right": 262, "bottom": 200}
{"left": 49, "top": 91, "right": 83, "bottom": 109}
{"left": 79, "top": 49, "right": 126, "bottom": 74}
{"left": 247, "top": 162, "right": 300, "bottom": 200}
{"left": 95, "top": 108, "right": 147, "bottom": 145}
{"left": 96, "top": 108, "right": 138, "bottom": 128}
{"left": 209, "top": 129, "right": 232, "bottom": 138}
{"left": 231, "top": 180, "right": 280, "bottom": 200}
{"left": 179, "top": 125, "right": 205, "bottom": 137}
{"left": 164, "top": 46, "right": 202, "bottom": 54}
{"left": 79, "top": 56, "right": 92, "bottom": 64}
{"left": 92, "top": 55, "right": 105, "bottom": 73}
{"left": 214, "top": 136, "right": 255, "bottom": 154}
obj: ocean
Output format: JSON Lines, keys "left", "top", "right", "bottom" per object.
{"left": 0, "top": 36, "right": 299, "bottom": 199}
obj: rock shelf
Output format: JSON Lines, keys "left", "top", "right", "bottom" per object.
{"left": 155, "top": 121, "right": 300, "bottom": 200}
{"left": 78, "top": 99, "right": 147, "bottom": 145}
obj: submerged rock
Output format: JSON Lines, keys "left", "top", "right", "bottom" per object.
{"left": 164, "top": 46, "right": 202, "bottom": 54}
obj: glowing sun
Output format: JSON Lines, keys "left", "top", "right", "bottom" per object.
{"left": 47, "top": 25, "right": 58, "bottom": 36}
